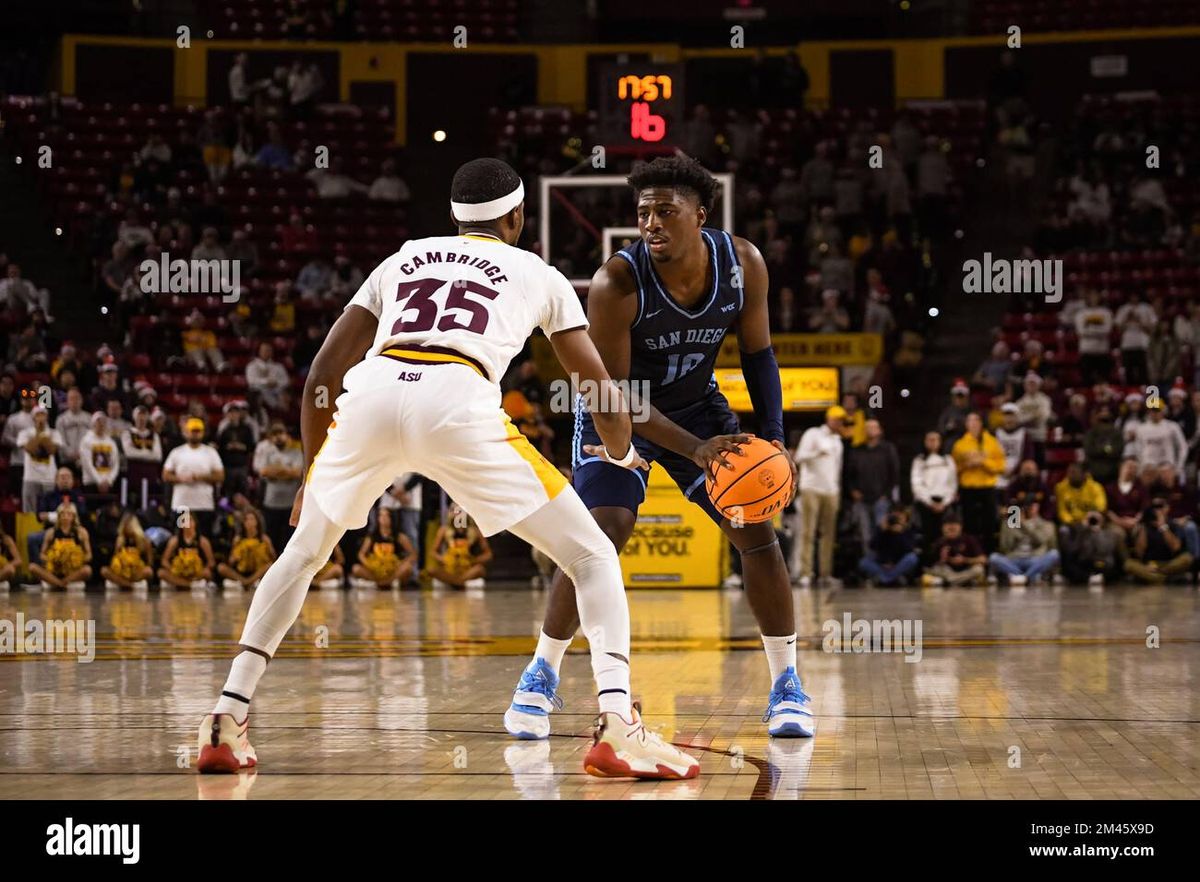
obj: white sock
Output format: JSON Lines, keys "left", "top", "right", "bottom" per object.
{"left": 597, "top": 685, "right": 632, "bottom": 718}
{"left": 594, "top": 637, "right": 633, "bottom": 718}
{"left": 762, "top": 633, "right": 797, "bottom": 682}
{"left": 213, "top": 651, "right": 267, "bottom": 717}
{"left": 592, "top": 642, "right": 632, "bottom": 718}
{"left": 534, "top": 631, "right": 572, "bottom": 675}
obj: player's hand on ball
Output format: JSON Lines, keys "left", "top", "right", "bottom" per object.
{"left": 582, "top": 444, "right": 650, "bottom": 471}
{"left": 289, "top": 485, "right": 304, "bottom": 526}
{"left": 771, "top": 439, "right": 798, "bottom": 503}
{"left": 692, "top": 433, "right": 753, "bottom": 478}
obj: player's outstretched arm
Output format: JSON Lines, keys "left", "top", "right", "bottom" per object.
{"left": 293, "top": 304, "right": 378, "bottom": 524}
{"left": 549, "top": 326, "right": 639, "bottom": 468}
{"left": 549, "top": 261, "right": 634, "bottom": 462}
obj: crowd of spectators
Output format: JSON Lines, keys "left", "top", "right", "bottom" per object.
{"left": 0, "top": 334, "right": 494, "bottom": 590}
{"left": 787, "top": 379, "right": 1199, "bottom": 588}
{"left": 790, "top": 78, "right": 1200, "bottom": 589}
{"left": 772, "top": 82, "right": 1194, "bottom": 590}
{"left": 6, "top": 40, "right": 1195, "bottom": 593}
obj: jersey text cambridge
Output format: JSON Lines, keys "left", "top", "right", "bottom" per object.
{"left": 349, "top": 233, "right": 588, "bottom": 382}
{"left": 303, "top": 233, "right": 584, "bottom": 536}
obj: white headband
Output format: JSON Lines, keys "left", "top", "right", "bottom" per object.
{"left": 450, "top": 181, "right": 524, "bottom": 222}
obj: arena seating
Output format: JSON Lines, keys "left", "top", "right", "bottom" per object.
{"left": 970, "top": 0, "right": 1200, "bottom": 34}
{"left": 986, "top": 90, "right": 1200, "bottom": 491}
{"left": 196, "top": 0, "right": 521, "bottom": 42}
{"left": 2, "top": 87, "right": 978, "bottom": 451}
{"left": 2, "top": 94, "right": 406, "bottom": 428}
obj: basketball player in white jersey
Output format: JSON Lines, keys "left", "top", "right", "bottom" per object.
{"left": 196, "top": 158, "right": 699, "bottom": 780}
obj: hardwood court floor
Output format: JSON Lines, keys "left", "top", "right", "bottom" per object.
{"left": 1, "top": 583, "right": 1197, "bottom": 800}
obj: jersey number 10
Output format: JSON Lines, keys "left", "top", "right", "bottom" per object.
{"left": 663, "top": 352, "right": 705, "bottom": 385}
{"left": 391, "top": 278, "right": 498, "bottom": 335}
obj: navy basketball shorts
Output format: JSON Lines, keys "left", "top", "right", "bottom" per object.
{"left": 571, "top": 391, "right": 741, "bottom": 523}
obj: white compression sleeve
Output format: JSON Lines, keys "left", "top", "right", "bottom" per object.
{"left": 507, "top": 490, "right": 632, "bottom": 711}
{"left": 238, "top": 498, "right": 346, "bottom": 656}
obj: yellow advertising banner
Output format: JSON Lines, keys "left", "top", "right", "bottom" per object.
{"left": 620, "top": 468, "right": 724, "bottom": 589}
{"left": 716, "top": 333, "right": 882, "bottom": 367}
{"left": 716, "top": 367, "right": 840, "bottom": 412}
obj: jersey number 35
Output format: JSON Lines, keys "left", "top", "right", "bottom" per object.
{"left": 391, "top": 278, "right": 498, "bottom": 335}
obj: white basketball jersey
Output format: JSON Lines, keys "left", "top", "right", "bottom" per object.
{"left": 346, "top": 234, "right": 587, "bottom": 382}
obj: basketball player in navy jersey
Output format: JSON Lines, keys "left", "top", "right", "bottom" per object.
{"left": 505, "top": 156, "right": 814, "bottom": 740}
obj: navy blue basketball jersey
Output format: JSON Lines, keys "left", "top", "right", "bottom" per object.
{"left": 613, "top": 228, "right": 743, "bottom": 414}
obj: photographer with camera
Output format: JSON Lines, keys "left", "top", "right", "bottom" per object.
{"left": 858, "top": 507, "right": 921, "bottom": 587}
{"left": 924, "top": 513, "right": 988, "bottom": 587}
{"left": 1148, "top": 462, "right": 1200, "bottom": 566}
{"left": 989, "top": 501, "right": 1059, "bottom": 586}
{"left": 1059, "top": 509, "right": 1118, "bottom": 586}
{"left": 1055, "top": 462, "right": 1106, "bottom": 529}
{"left": 1125, "top": 500, "right": 1193, "bottom": 584}
{"left": 1054, "top": 461, "right": 1113, "bottom": 586}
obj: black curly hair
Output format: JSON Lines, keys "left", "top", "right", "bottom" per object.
{"left": 626, "top": 155, "right": 718, "bottom": 214}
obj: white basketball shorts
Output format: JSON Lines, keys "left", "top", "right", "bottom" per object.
{"left": 303, "top": 348, "right": 569, "bottom": 536}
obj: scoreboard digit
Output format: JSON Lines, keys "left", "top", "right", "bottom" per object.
{"left": 598, "top": 63, "right": 685, "bottom": 146}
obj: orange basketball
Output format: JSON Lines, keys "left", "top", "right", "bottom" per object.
{"left": 705, "top": 437, "right": 794, "bottom": 523}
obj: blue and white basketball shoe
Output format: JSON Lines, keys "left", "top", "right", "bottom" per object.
{"left": 762, "top": 667, "right": 815, "bottom": 737}
{"left": 503, "top": 657, "right": 563, "bottom": 740}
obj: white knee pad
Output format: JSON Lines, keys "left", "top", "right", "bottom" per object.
{"left": 277, "top": 541, "right": 326, "bottom": 579}
{"left": 509, "top": 490, "right": 631, "bottom": 658}
{"left": 559, "top": 532, "right": 620, "bottom": 588}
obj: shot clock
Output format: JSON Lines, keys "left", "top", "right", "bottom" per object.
{"left": 597, "top": 62, "right": 685, "bottom": 146}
